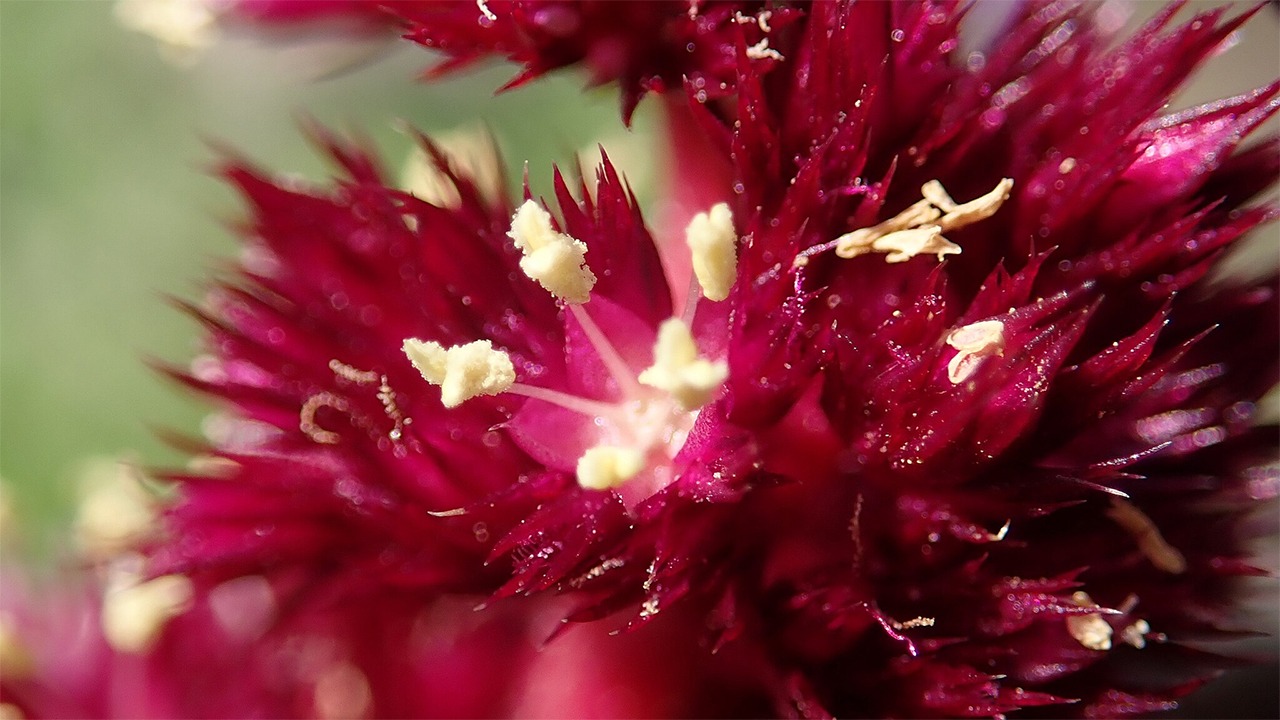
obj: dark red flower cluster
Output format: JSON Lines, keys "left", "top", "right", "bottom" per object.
{"left": 10, "top": 1, "right": 1274, "bottom": 718}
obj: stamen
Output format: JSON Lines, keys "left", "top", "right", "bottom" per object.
{"left": 1105, "top": 498, "right": 1187, "bottom": 574}
{"left": 945, "top": 319, "right": 1005, "bottom": 384}
{"left": 834, "top": 178, "right": 1013, "bottom": 263}
{"left": 402, "top": 339, "right": 515, "bottom": 408}
{"left": 685, "top": 202, "right": 738, "bottom": 302}
{"left": 568, "top": 304, "right": 646, "bottom": 398}
{"left": 1066, "top": 591, "right": 1113, "bottom": 651}
{"left": 102, "top": 573, "right": 194, "bottom": 653}
{"left": 576, "top": 445, "right": 646, "bottom": 490}
{"left": 638, "top": 318, "right": 728, "bottom": 411}
{"left": 506, "top": 383, "right": 620, "bottom": 418}
{"left": 507, "top": 200, "right": 596, "bottom": 305}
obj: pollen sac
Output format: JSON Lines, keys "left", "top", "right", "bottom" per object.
{"left": 685, "top": 202, "right": 738, "bottom": 301}
{"left": 638, "top": 318, "right": 728, "bottom": 411}
{"left": 507, "top": 199, "right": 596, "bottom": 304}
{"left": 102, "top": 573, "right": 194, "bottom": 653}
{"left": 945, "top": 319, "right": 1006, "bottom": 384}
{"left": 576, "top": 445, "right": 646, "bottom": 491}
{"left": 402, "top": 338, "right": 515, "bottom": 408}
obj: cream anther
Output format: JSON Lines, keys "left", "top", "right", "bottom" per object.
{"left": 685, "top": 203, "right": 737, "bottom": 301}
{"left": 576, "top": 445, "right": 646, "bottom": 491}
{"left": 507, "top": 200, "right": 596, "bottom": 304}
{"left": 402, "top": 338, "right": 515, "bottom": 408}
{"left": 945, "top": 319, "right": 1006, "bottom": 384}
{"left": 638, "top": 318, "right": 728, "bottom": 411}
{"left": 1066, "top": 591, "right": 1113, "bottom": 651}
{"left": 834, "top": 178, "right": 1013, "bottom": 263}
{"left": 102, "top": 574, "right": 194, "bottom": 653}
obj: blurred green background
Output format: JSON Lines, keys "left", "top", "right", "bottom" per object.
{"left": 0, "top": 0, "right": 653, "bottom": 556}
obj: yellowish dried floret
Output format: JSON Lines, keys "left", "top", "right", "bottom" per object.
{"left": 507, "top": 200, "right": 596, "bottom": 304}
{"left": 400, "top": 128, "right": 503, "bottom": 209}
{"left": 74, "top": 457, "right": 157, "bottom": 558}
{"left": 685, "top": 203, "right": 738, "bottom": 301}
{"left": 945, "top": 319, "right": 1006, "bottom": 384}
{"left": 1066, "top": 591, "right": 1113, "bottom": 651}
{"left": 834, "top": 178, "right": 1013, "bottom": 263}
{"left": 102, "top": 573, "right": 194, "bottom": 653}
{"left": 937, "top": 177, "right": 1015, "bottom": 231}
{"left": 638, "top": 318, "right": 728, "bottom": 411}
{"left": 576, "top": 445, "right": 647, "bottom": 490}
{"left": 1105, "top": 497, "right": 1187, "bottom": 574}
{"left": 1121, "top": 619, "right": 1152, "bottom": 649}
{"left": 115, "top": 0, "right": 218, "bottom": 61}
{"left": 0, "top": 615, "right": 33, "bottom": 680}
{"left": 403, "top": 338, "right": 515, "bottom": 408}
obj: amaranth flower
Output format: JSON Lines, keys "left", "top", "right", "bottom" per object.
{"left": 145, "top": 1, "right": 1277, "bottom": 717}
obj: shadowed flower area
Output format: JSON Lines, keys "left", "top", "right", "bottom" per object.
{"left": 2, "top": 1, "right": 1276, "bottom": 718}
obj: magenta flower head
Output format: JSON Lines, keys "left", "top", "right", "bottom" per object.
{"left": 133, "top": 1, "right": 1276, "bottom": 717}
